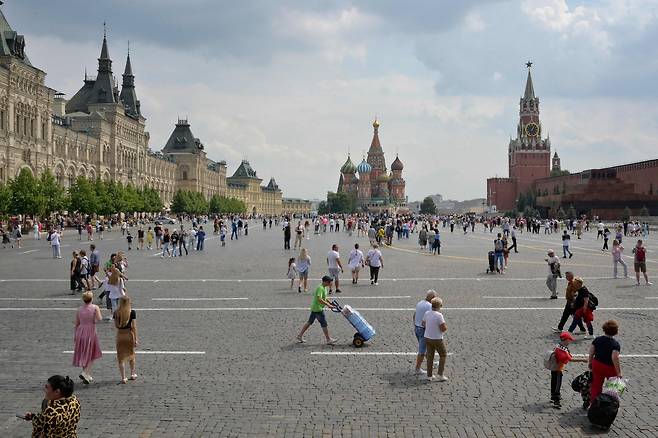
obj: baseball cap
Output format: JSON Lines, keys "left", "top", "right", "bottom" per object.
{"left": 559, "top": 332, "right": 575, "bottom": 341}
{"left": 321, "top": 275, "right": 333, "bottom": 283}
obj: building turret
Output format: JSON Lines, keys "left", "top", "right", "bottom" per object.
{"left": 552, "top": 151, "right": 561, "bottom": 172}
{"left": 119, "top": 45, "right": 141, "bottom": 117}
{"left": 357, "top": 157, "right": 372, "bottom": 200}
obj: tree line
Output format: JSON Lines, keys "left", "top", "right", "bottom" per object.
{"left": 0, "top": 168, "right": 164, "bottom": 217}
{"left": 170, "top": 190, "right": 247, "bottom": 215}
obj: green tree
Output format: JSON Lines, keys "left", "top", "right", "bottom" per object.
{"left": 68, "top": 176, "right": 98, "bottom": 214}
{"left": 142, "top": 186, "right": 163, "bottom": 213}
{"left": 94, "top": 179, "right": 112, "bottom": 215}
{"left": 123, "top": 183, "right": 143, "bottom": 212}
{"left": 419, "top": 196, "right": 437, "bottom": 214}
{"left": 639, "top": 205, "right": 650, "bottom": 217}
{"left": 9, "top": 168, "right": 40, "bottom": 215}
{"left": 208, "top": 194, "right": 222, "bottom": 214}
{"left": 621, "top": 206, "right": 632, "bottom": 221}
{"left": 170, "top": 190, "right": 190, "bottom": 214}
{"left": 0, "top": 182, "right": 10, "bottom": 215}
{"left": 325, "top": 192, "right": 355, "bottom": 213}
{"left": 36, "top": 170, "right": 67, "bottom": 217}
{"left": 317, "top": 200, "right": 329, "bottom": 215}
{"left": 550, "top": 169, "right": 570, "bottom": 177}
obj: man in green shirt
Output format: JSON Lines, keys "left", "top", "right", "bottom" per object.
{"left": 297, "top": 275, "right": 337, "bottom": 345}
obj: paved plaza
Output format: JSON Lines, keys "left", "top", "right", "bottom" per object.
{"left": 0, "top": 222, "right": 657, "bottom": 437}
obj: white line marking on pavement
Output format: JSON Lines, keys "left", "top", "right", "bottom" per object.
{"left": 572, "top": 354, "right": 658, "bottom": 358}
{"left": 151, "top": 297, "right": 248, "bottom": 301}
{"left": 310, "top": 352, "right": 454, "bottom": 356}
{"left": 0, "top": 298, "right": 79, "bottom": 301}
{"left": 330, "top": 296, "right": 411, "bottom": 299}
{"left": 19, "top": 249, "right": 38, "bottom": 254}
{"left": 645, "top": 297, "right": 658, "bottom": 299}
{"left": 483, "top": 296, "right": 551, "bottom": 299}
{"left": 5, "top": 307, "right": 658, "bottom": 311}
{"left": 62, "top": 350, "right": 205, "bottom": 355}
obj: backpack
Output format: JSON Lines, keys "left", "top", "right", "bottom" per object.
{"left": 494, "top": 239, "right": 504, "bottom": 252}
{"left": 543, "top": 349, "right": 559, "bottom": 371}
{"left": 588, "top": 291, "right": 599, "bottom": 310}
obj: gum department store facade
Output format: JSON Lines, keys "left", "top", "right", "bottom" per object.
{"left": 0, "top": 9, "right": 309, "bottom": 216}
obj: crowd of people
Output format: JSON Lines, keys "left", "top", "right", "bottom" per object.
{"left": 9, "top": 210, "right": 653, "bottom": 435}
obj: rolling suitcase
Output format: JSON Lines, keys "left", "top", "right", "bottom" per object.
{"left": 587, "top": 393, "right": 619, "bottom": 430}
{"left": 331, "top": 300, "right": 376, "bottom": 347}
{"left": 486, "top": 251, "right": 496, "bottom": 273}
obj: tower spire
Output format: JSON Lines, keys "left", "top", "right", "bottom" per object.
{"left": 524, "top": 61, "right": 535, "bottom": 100}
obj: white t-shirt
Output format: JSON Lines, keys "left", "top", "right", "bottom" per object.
{"left": 414, "top": 300, "right": 432, "bottom": 327}
{"left": 423, "top": 310, "right": 445, "bottom": 339}
{"left": 50, "top": 232, "right": 60, "bottom": 246}
{"left": 366, "top": 249, "right": 382, "bottom": 267}
{"left": 547, "top": 255, "right": 559, "bottom": 274}
{"left": 327, "top": 250, "right": 340, "bottom": 269}
{"left": 348, "top": 249, "right": 364, "bottom": 269}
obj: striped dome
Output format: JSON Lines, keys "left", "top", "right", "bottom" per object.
{"left": 357, "top": 159, "right": 372, "bottom": 174}
{"left": 340, "top": 156, "right": 357, "bottom": 174}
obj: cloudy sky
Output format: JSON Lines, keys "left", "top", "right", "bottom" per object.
{"left": 7, "top": 0, "right": 658, "bottom": 201}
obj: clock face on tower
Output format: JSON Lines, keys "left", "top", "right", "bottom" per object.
{"left": 525, "top": 123, "right": 539, "bottom": 137}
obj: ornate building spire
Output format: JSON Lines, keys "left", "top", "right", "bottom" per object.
{"left": 523, "top": 61, "right": 535, "bottom": 100}
{"left": 120, "top": 42, "right": 141, "bottom": 117}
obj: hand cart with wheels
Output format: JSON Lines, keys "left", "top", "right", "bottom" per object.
{"left": 331, "top": 299, "right": 376, "bottom": 347}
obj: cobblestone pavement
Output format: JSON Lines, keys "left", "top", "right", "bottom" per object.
{"left": 0, "top": 222, "right": 657, "bottom": 437}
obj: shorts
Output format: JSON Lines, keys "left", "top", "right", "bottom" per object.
{"left": 328, "top": 268, "right": 340, "bottom": 280}
{"left": 635, "top": 262, "right": 647, "bottom": 273}
{"left": 298, "top": 270, "right": 308, "bottom": 280}
{"left": 415, "top": 326, "right": 427, "bottom": 354}
{"left": 91, "top": 265, "right": 99, "bottom": 275}
{"left": 307, "top": 311, "right": 328, "bottom": 328}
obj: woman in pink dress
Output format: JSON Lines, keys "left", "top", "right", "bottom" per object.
{"left": 73, "top": 291, "right": 103, "bottom": 384}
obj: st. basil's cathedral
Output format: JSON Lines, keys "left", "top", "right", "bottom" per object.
{"left": 337, "top": 119, "right": 406, "bottom": 211}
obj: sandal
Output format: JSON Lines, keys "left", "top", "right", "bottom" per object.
{"left": 120, "top": 378, "right": 128, "bottom": 384}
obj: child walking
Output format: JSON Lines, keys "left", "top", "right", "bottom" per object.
{"left": 549, "top": 331, "right": 587, "bottom": 409}
{"left": 287, "top": 257, "right": 297, "bottom": 289}
{"left": 126, "top": 232, "right": 133, "bottom": 251}
{"left": 220, "top": 225, "right": 227, "bottom": 247}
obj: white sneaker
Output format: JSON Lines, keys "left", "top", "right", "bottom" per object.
{"left": 436, "top": 375, "right": 448, "bottom": 382}
{"left": 551, "top": 327, "right": 560, "bottom": 333}
{"left": 296, "top": 336, "right": 306, "bottom": 343}
{"left": 414, "top": 368, "right": 425, "bottom": 375}
{"left": 426, "top": 375, "right": 435, "bottom": 381}
{"left": 326, "top": 338, "right": 337, "bottom": 345}
{"left": 583, "top": 335, "right": 593, "bottom": 339}
{"left": 646, "top": 282, "right": 653, "bottom": 286}
{"left": 374, "top": 282, "right": 379, "bottom": 286}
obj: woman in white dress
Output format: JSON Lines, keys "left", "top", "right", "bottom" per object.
{"left": 348, "top": 243, "right": 365, "bottom": 285}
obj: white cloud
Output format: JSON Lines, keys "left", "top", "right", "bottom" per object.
{"left": 521, "top": 0, "right": 612, "bottom": 51}
{"left": 464, "top": 12, "right": 487, "bottom": 32}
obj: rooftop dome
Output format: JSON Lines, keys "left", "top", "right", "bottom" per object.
{"left": 391, "top": 155, "right": 404, "bottom": 171}
{"left": 357, "top": 158, "right": 372, "bottom": 174}
{"left": 377, "top": 173, "right": 389, "bottom": 182}
{"left": 340, "top": 155, "right": 357, "bottom": 174}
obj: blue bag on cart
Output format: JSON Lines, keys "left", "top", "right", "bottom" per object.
{"left": 342, "top": 305, "right": 375, "bottom": 341}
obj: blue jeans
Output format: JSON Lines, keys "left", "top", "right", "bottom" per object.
{"left": 196, "top": 239, "right": 204, "bottom": 251}
{"left": 494, "top": 252, "right": 504, "bottom": 271}
{"left": 563, "top": 246, "right": 572, "bottom": 257}
{"left": 415, "top": 326, "right": 427, "bottom": 354}
{"left": 568, "top": 315, "right": 593, "bottom": 335}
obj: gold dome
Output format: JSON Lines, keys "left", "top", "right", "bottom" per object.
{"left": 373, "top": 118, "right": 380, "bottom": 128}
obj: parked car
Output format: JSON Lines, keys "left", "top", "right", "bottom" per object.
{"left": 155, "top": 216, "right": 177, "bottom": 225}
